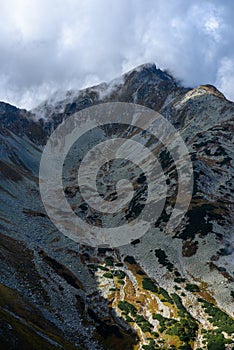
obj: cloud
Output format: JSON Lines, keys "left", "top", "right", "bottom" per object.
{"left": 0, "top": 0, "right": 233, "bottom": 109}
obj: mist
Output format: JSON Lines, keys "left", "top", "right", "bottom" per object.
{"left": 0, "top": 0, "right": 233, "bottom": 109}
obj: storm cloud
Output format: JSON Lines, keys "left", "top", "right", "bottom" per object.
{"left": 0, "top": 0, "right": 233, "bottom": 109}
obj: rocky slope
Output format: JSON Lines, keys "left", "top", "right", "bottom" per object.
{"left": 0, "top": 63, "right": 233, "bottom": 349}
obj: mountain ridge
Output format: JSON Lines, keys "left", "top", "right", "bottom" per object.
{"left": 0, "top": 63, "right": 233, "bottom": 349}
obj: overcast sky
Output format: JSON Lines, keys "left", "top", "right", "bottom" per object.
{"left": 0, "top": 0, "right": 233, "bottom": 109}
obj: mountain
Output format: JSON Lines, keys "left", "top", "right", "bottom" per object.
{"left": 0, "top": 63, "right": 233, "bottom": 350}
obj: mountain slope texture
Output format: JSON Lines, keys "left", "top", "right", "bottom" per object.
{"left": 0, "top": 63, "right": 233, "bottom": 350}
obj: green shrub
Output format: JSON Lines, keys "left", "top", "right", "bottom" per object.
{"left": 142, "top": 339, "right": 157, "bottom": 350}
{"left": 105, "top": 257, "right": 114, "bottom": 266}
{"left": 152, "top": 313, "right": 163, "bottom": 321}
{"left": 134, "top": 314, "right": 153, "bottom": 333}
{"left": 178, "top": 345, "right": 192, "bottom": 350}
{"left": 155, "top": 249, "right": 174, "bottom": 272}
{"left": 135, "top": 314, "right": 146, "bottom": 323}
{"left": 89, "top": 264, "right": 108, "bottom": 271}
{"left": 152, "top": 331, "right": 159, "bottom": 337}
{"left": 115, "top": 262, "right": 123, "bottom": 267}
{"left": 201, "top": 299, "right": 234, "bottom": 335}
{"left": 185, "top": 283, "right": 200, "bottom": 292}
{"left": 142, "top": 278, "right": 158, "bottom": 292}
{"left": 103, "top": 272, "right": 113, "bottom": 279}
{"left": 171, "top": 293, "right": 186, "bottom": 311}
{"left": 125, "top": 315, "right": 134, "bottom": 322}
{"left": 118, "top": 301, "right": 136, "bottom": 315}
{"left": 204, "top": 331, "right": 227, "bottom": 350}
{"left": 117, "top": 279, "right": 125, "bottom": 285}
{"left": 97, "top": 265, "right": 109, "bottom": 271}
{"left": 158, "top": 287, "right": 174, "bottom": 304}
{"left": 140, "top": 322, "right": 152, "bottom": 333}
{"left": 114, "top": 270, "right": 126, "bottom": 279}
{"left": 174, "top": 277, "right": 186, "bottom": 283}
{"left": 166, "top": 323, "right": 184, "bottom": 336}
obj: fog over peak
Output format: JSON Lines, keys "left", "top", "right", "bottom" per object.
{"left": 0, "top": 0, "right": 233, "bottom": 109}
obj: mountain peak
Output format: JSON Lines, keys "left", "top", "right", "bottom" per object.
{"left": 126, "top": 62, "right": 157, "bottom": 74}
{"left": 198, "top": 84, "right": 226, "bottom": 99}
{"left": 123, "top": 62, "right": 175, "bottom": 83}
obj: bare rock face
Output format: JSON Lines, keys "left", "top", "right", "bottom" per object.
{"left": 0, "top": 63, "right": 233, "bottom": 349}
